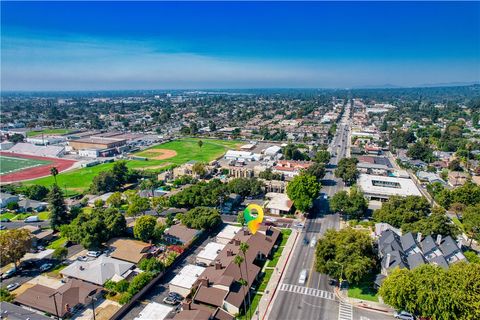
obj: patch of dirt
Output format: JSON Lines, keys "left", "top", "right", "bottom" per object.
{"left": 140, "top": 162, "right": 173, "bottom": 170}
{"left": 145, "top": 148, "right": 177, "bottom": 160}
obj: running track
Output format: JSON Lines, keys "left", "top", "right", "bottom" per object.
{"left": 0, "top": 152, "right": 77, "bottom": 183}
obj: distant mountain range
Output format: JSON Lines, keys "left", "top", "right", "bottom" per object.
{"left": 352, "top": 81, "right": 479, "bottom": 89}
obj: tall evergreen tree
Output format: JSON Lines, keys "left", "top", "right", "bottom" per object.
{"left": 48, "top": 184, "right": 69, "bottom": 230}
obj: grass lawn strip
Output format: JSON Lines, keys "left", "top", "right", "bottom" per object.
{"left": 238, "top": 293, "right": 263, "bottom": 320}
{"left": 258, "top": 269, "right": 274, "bottom": 293}
{"left": 26, "top": 129, "right": 72, "bottom": 137}
{"left": 47, "top": 236, "right": 67, "bottom": 250}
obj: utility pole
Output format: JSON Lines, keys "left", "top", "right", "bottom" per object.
{"left": 49, "top": 292, "right": 60, "bottom": 320}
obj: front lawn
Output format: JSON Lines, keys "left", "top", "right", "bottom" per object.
{"left": 267, "top": 247, "right": 284, "bottom": 268}
{"left": 46, "top": 264, "right": 67, "bottom": 278}
{"left": 347, "top": 281, "right": 379, "bottom": 302}
{"left": 37, "top": 211, "right": 50, "bottom": 220}
{"left": 258, "top": 269, "right": 274, "bottom": 292}
{"left": 47, "top": 236, "right": 67, "bottom": 250}
{"left": 0, "top": 212, "right": 15, "bottom": 220}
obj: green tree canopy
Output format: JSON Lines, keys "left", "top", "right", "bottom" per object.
{"left": 407, "top": 141, "right": 434, "bottom": 162}
{"left": 462, "top": 204, "right": 480, "bottom": 242}
{"left": 24, "top": 185, "right": 49, "bottom": 201}
{"left": 178, "top": 206, "right": 221, "bottom": 231}
{"left": 133, "top": 215, "right": 157, "bottom": 242}
{"left": 313, "top": 150, "right": 331, "bottom": 164}
{"left": 48, "top": 184, "right": 70, "bottom": 231}
{"left": 0, "top": 229, "right": 31, "bottom": 268}
{"left": 315, "top": 228, "right": 375, "bottom": 284}
{"left": 61, "top": 207, "right": 126, "bottom": 250}
{"left": 373, "top": 196, "right": 431, "bottom": 228}
{"left": 335, "top": 158, "right": 359, "bottom": 186}
{"left": 379, "top": 263, "right": 480, "bottom": 320}
{"left": 126, "top": 194, "right": 150, "bottom": 217}
{"left": 227, "top": 178, "right": 264, "bottom": 198}
{"left": 286, "top": 173, "right": 321, "bottom": 212}
{"left": 330, "top": 186, "right": 368, "bottom": 219}
{"left": 401, "top": 207, "right": 460, "bottom": 238}
{"left": 304, "top": 162, "right": 326, "bottom": 181}
{"left": 169, "top": 179, "right": 227, "bottom": 209}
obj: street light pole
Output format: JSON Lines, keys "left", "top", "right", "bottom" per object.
{"left": 49, "top": 292, "right": 60, "bottom": 320}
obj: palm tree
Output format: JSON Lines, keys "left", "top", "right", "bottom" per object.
{"left": 50, "top": 167, "right": 59, "bottom": 185}
{"left": 234, "top": 255, "right": 248, "bottom": 317}
{"left": 240, "top": 242, "right": 251, "bottom": 319}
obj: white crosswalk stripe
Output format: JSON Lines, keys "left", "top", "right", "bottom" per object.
{"left": 338, "top": 301, "right": 353, "bottom": 320}
{"left": 278, "top": 283, "right": 336, "bottom": 300}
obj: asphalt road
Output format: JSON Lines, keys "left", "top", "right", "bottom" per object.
{"left": 1, "top": 220, "right": 50, "bottom": 230}
{"left": 268, "top": 104, "right": 393, "bottom": 320}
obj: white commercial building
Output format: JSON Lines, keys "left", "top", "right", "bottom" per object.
{"left": 196, "top": 242, "right": 225, "bottom": 265}
{"left": 358, "top": 174, "right": 422, "bottom": 201}
{"left": 224, "top": 150, "right": 261, "bottom": 162}
{"left": 264, "top": 145, "right": 282, "bottom": 156}
{"left": 169, "top": 264, "right": 206, "bottom": 297}
{"left": 216, "top": 225, "right": 241, "bottom": 245}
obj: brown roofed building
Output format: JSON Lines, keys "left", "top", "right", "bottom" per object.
{"left": 191, "top": 226, "right": 280, "bottom": 316}
{"left": 107, "top": 238, "right": 156, "bottom": 264}
{"left": 164, "top": 223, "right": 202, "bottom": 246}
{"left": 15, "top": 279, "right": 101, "bottom": 318}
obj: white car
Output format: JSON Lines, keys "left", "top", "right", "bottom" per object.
{"left": 310, "top": 236, "right": 317, "bottom": 248}
{"left": 87, "top": 251, "right": 101, "bottom": 258}
{"left": 39, "top": 263, "right": 53, "bottom": 272}
{"left": 298, "top": 269, "right": 307, "bottom": 285}
{"left": 7, "top": 283, "right": 20, "bottom": 291}
{"left": 394, "top": 311, "right": 415, "bottom": 320}
{"left": 77, "top": 256, "right": 88, "bottom": 262}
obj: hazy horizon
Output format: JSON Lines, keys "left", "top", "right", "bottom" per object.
{"left": 2, "top": 1, "right": 479, "bottom": 91}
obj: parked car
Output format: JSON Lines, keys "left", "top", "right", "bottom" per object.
{"left": 77, "top": 256, "right": 88, "bottom": 262}
{"left": 39, "top": 263, "right": 53, "bottom": 272}
{"left": 328, "top": 279, "right": 338, "bottom": 286}
{"left": 195, "top": 261, "right": 207, "bottom": 267}
{"left": 6, "top": 283, "right": 20, "bottom": 291}
{"left": 87, "top": 251, "right": 101, "bottom": 258}
{"left": 168, "top": 292, "right": 182, "bottom": 300}
{"left": 0, "top": 225, "right": 6, "bottom": 230}
{"left": 394, "top": 311, "right": 415, "bottom": 320}
{"left": 19, "top": 260, "right": 35, "bottom": 270}
{"left": 163, "top": 296, "right": 180, "bottom": 305}
{"left": 1, "top": 268, "right": 17, "bottom": 279}
{"left": 24, "top": 215, "right": 40, "bottom": 223}
{"left": 298, "top": 269, "right": 307, "bottom": 285}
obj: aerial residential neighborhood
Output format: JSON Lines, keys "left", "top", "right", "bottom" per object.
{"left": 1, "top": 1, "right": 479, "bottom": 320}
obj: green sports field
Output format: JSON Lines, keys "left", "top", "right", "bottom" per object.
{"left": 0, "top": 155, "right": 51, "bottom": 175}
{"left": 26, "top": 128, "right": 72, "bottom": 137}
{"left": 24, "top": 138, "right": 242, "bottom": 192}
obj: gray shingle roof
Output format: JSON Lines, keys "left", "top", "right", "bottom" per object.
{"left": 407, "top": 252, "right": 426, "bottom": 269}
{"left": 420, "top": 235, "right": 438, "bottom": 254}
{"left": 400, "top": 233, "right": 417, "bottom": 252}
{"left": 382, "top": 250, "right": 408, "bottom": 270}
{"left": 431, "top": 255, "right": 449, "bottom": 269}
{"left": 439, "top": 236, "right": 460, "bottom": 258}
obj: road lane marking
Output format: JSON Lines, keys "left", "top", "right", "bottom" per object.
{"left": 278, "top": 283, "right": 335, "bottom": 301}
{"left": 338, "top": 301, "right": 353, "bottom": 320}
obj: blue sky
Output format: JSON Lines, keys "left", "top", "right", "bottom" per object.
{"left": 1, "top": 1, "right": 479, "bottom": 90}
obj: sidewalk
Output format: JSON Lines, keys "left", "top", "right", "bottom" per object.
{"left": 335, "top": 287, "right": 394, "bottom": 315}
{"left": 254, "top": 228, "right": 299, "bottom": 320}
